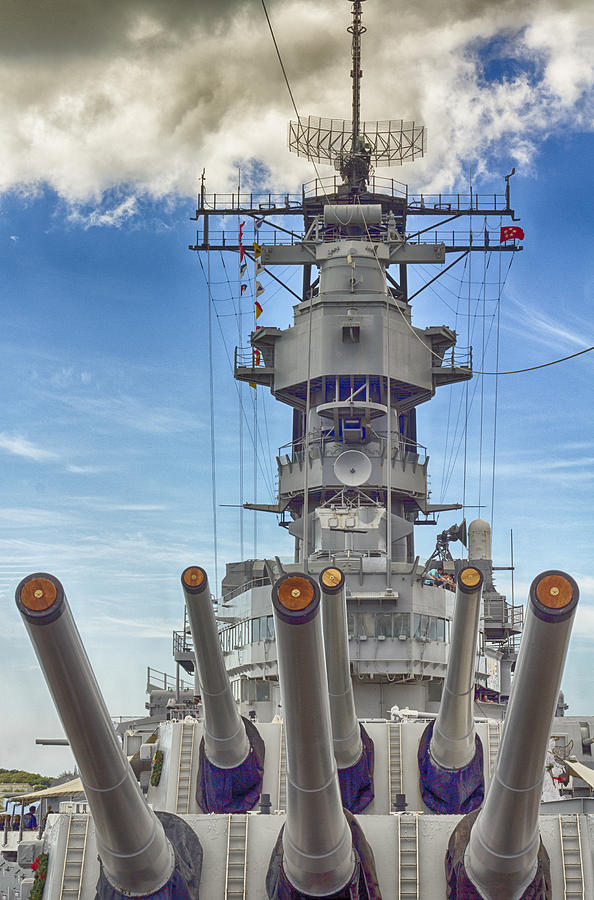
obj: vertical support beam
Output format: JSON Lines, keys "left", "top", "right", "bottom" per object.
{"left": 302, "top": 263, "right": 312, "bottom": 300}
{"left": 399, "top": 263, "right": 408, "bottom": 301}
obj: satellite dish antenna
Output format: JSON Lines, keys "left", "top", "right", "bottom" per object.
{"left": 334, "top": 450, "right": 372, "bottom": 487}
{"left": 448, "top": 519, "right": 467, "bottom": 547}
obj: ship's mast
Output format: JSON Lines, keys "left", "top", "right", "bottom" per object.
{"left": 349, "top": 0, "right": 365, "bottom": 146}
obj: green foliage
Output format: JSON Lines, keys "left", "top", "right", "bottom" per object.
{"left": 0, "top": 769, "right": 52, "bottom": 788}
{"left": 30, "top": 853, "right": 49, "bottom": 900}
{"left": 150, "top": 750, "right": 164, "bottom": 787}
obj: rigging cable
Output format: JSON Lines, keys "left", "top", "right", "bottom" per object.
{"left": 217, "top": 250, "right": 278, "bottom": 494}
{"left": 207, "top": 248, "right": 219, "bottom": 589}
{"left": 462, "top": 203, "right": 472, "bottom": 517}
{"left": 439, "top": 254, "right": 468, "bottom": 505}
{"left": 237, "top": 187, "right": 245, "bottom": 561}
{"left": 490, "top": 245, "right": 503, "bottom": 534}
{"left": 196, "top": 253, "right": 277, "bottom": 500}
{"left": 477, "top": 234, "right": 491, "bottom": 516}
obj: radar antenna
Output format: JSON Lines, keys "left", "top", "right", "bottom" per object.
{"left": 288, "top": 0, "right": 427, "bottom": 192}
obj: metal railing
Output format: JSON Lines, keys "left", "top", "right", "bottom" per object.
{"left": 147, "top": 666, "right": 192, "bottom": 692}
{"left": 173, "top": 629, "right": 193, "bottom": 655}
{"left": 407, "top": 192, "right": 508, "bottom": 212}
{"left": 235, "top": 346, "right": 269, "bottom": 369}
{"left": 199, "top": 191, "right": 303, "bottom": 211}
{"left": 436, "top": 347, "right": 473, "bottom": 369}
{"left": 277, "top": 430, "right": 428, "bottom": 466}
{"left": 221, "top": 576, "right": 272, "bottom": 605}
{"left": 483, "top": 600, "right": 524, "bottom": 632}
{"left": 196, "top": 186, "right": 508, "bottom": 214}
{"left": 195, "top": 224, "right": 517, "bottom": 250}
{"left": 302, "top": 174, "right": 408, "bottom": 202}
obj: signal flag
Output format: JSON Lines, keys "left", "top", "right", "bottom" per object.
{"left": 500, "top": 225, "right": 524, "bottom": 242}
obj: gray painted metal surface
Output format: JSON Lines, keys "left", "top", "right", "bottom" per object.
{"left": 181, "top": 567, "right": 250, "bottom": 768}
{"left": 430, "top": 568, "right": 483, "bottom": 770}
{"left": 320, "top": 567, "right": 363, "bottom": 769}
{"left": 465, "top": 571, "right": 580, "bottom": 899}
{"left": 14, "top": 574, "right": 175, "bottom": 897}
{"left": 271, "top": 573, "right": 355, "bottom": 896}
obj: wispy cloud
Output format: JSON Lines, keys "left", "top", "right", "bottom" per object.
{"left": 50, "top": 367, "right": 93, "bottom": 388}
{"left": 65, "top": 496, "right": 167, "bottom": 512}
{"left": 0, "top": 508, "right": 71, "bottom": 527}
{"left": 0, "top": 432, "right": 58, "bottom": 462}
{"left": 87, "top": 614, "right": 172, "bottom": 639}
{"left": 505, "top": 294, "right": 594, "bottom": 350}
{"left": 67, "top": 195, "right": 138, "bottom": 229}
{"left": 66, "top": 464, "right": 114, "bottom": 474}
{"left": 58, "top": 394, "right": 197, "bottom": 435}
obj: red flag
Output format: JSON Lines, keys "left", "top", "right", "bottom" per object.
{"left": 255, "top": 300, "right": 263, "bottom": 319}
{"left": 499, "top": 225, "right": 524, "bottom": 242}
{"left": 254, "top": 349, "right": 261, "bottom": 366}
{"left": 240, "top": 243, "right": 244, "bottom": 262}
{"left": 239, "top": 220, "right": 245, "bottom": 240}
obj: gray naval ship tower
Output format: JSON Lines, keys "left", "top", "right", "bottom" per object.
{"left": 4, "top": 3, "right": 594, "bottom": 900}
{"left": 179, "top": 0, "right": 523, "bottom": 724}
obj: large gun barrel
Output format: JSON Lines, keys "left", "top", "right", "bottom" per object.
{"left": 464, "top": 570, "right": 579, "bottom": 899}
{"left": 418, "top": 566, "right": 485, "bottom": 814}
{"left": 271, "top": 573, "right": 355, "bottom": 897}
{"left": 431, "top": 566, "right": 483, "bottom": 770}
{"left": 181, "top": 567, "right": 250, "bottom": 769}
{"left": 15, "top": 574, "right": 175, "bottom": 897}
{"left": 319, "top": 567, "right": 362, "bottom": 769}
{"left": 319, "top": 566, "right": 374, "bottom": 814}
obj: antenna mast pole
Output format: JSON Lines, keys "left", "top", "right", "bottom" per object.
{"left": 348, "top": 1, "right": 366, "bottom": 146}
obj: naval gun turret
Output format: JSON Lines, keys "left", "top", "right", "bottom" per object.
{"left": 15, "top": 573, "right": 202, "bottom": 899}
{"left": 418, "top": 566, "right": 485, "bottom": 813}
{"left": 181, "top": 566, "right": 264, "bottom": 812}
{"left": 447, "top": 570, "right": 579, "bottom": 899}
{"left": 319, "top": 565, "right": 374, "bottom": 812}
{"left": 266, "top": 573, "right": 380, "bottom": 899}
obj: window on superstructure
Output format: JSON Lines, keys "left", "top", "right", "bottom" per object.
{"left": 265, "top": 615, "right": 275, "bottom": 640}
{"left": 358, "top": 613, "right": 375, "bottom": 637}
{"left": 375, "top": 614, "right": 392, "bottom": 638}
{"left": 413, "top": 614, "right": 447, "bottom": 641}
{"left": 256, "top": 681, "right": 270, "bottom": 702}
{"left": 251, "top": 618, "right": 261, "bottom": 642}
{"left": 394, "top": 612, "right": 410, "bottom": 638}
{"left": 347, "top": 613, "right": 355, "bottom": 638}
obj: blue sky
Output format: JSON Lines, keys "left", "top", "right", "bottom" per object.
{"left": 1, "top": 0, "right": 593, "bottom": 775}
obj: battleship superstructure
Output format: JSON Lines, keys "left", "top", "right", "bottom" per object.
{"left": 3, "top": 3, "right": 594, "bottom": 899}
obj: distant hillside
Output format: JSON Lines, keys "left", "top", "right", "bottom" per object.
{"left": 0, "top": 768, "right": 52, "bottom": 789}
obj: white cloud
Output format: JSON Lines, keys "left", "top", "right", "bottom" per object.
{"left": 54, "top": 391, "right": 198, "bottom": 434}
{"left": 67, "top": 195, "right": 138, "bottom": 229}
{"left": 505, "top": 294, "right": 594, "bottom": 350}
{"left": 0, "top": 508, "right": 70, "bottom": 527}
{"left": 87, "top": 614, "right": 173, "bottom": 639}
{"left": 0, "top": 432, "right": 58, "bottom": 461}
{"left": 66, "top": 464, "right": 112, "bottom": 474}
{"left": 0, "top": 1, "right": 591, "bottom": 205}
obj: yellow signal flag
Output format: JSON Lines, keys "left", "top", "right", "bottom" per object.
{"left": 253, "top": 241, "right": 261, "bottom": 259}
